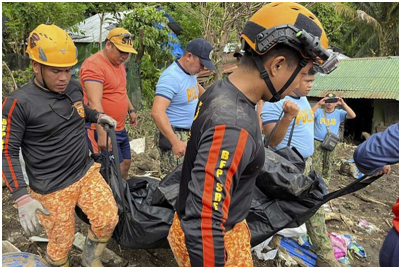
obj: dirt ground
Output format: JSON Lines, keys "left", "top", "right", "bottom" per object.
{"left": 2, "top": 110, "right": 399, "bottom": 267}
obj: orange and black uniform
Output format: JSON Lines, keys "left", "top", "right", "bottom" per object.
{"left": 2, "top": 79, "right": 99, "bottom": 200}
{"left": 174, "top": 77, "right": 265, "bottom": 266}
{"left": 3, "top": 79, "right": 119, "bottom": 262}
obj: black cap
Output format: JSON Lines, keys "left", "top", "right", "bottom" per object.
{"left": 325, "top": 93, "right": 338, "bottom": 103}
{"left": 186, "top": 38, "right": 216, "bottom": 70}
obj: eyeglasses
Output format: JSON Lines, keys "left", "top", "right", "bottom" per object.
{"left": 49, "top": 93, "right": 75, "bottom": 121}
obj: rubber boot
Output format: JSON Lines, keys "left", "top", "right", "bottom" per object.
{"left": 45, "top": 255, "right": 70, "bottom": 267}
{"left": 81, "top": 229, "right": 109, "bottom": 267}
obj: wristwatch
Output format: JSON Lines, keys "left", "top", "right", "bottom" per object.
{"left": 128, "top": 109, "right": 136, "bottom": 114}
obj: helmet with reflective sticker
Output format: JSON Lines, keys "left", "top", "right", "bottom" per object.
{"left": 26, "top": 24, "right": 78, "bottom": 67}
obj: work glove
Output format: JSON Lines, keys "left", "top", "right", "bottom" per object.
{"left": 97, "top": 114, "right": 117, "bottom": 129}
{"left": 15, "top": 194, "right": 50, "bottom": 237}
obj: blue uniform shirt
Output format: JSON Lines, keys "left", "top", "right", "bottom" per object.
{"left": 155, "top": 61, "right": 199, "bottom": 129}
{"left": 354, "top": 123, "right": 399, "bottom": 175}
{"left": 261, "top": 96, "right": 314, "bottom": 158}
{"left": 314, "top": 108, "right": 347, "bottom": 141}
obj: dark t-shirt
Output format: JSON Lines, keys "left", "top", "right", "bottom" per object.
{"left": 176, "top": 77, "right": 265, "bottom": 266}
{"left": 2, "top": 79, "right": 99, "bottom": 200}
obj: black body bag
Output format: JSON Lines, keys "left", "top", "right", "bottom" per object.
{"left": 248, "top": 110, "right": 382, "bottom": 247}
{"left": 249, "top": 154, "right": 381, "bottom": 247}
{"left": 75, "top": 126, "right": 174, "bottom": 249}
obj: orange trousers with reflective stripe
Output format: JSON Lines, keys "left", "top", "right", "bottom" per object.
{"left": 30, "top": 163, "right": 118, "bottom": 262}
{"left": 168, "top": 213, "right": 253, "bottom": 267}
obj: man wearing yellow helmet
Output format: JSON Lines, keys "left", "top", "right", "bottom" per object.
{"left": 2, "top": 24, "right": 119, "bottom": 267}
{"left": 167, "top": 3, "right": 338, "bottom": 267}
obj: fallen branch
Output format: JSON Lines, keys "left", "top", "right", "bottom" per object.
{"left": 325, "top": 212, "right": 354, "bottom": 229}
{"left": 353, "top": 192, "right": 388, "bottom": 207}
{"left": 2, "top": 61, "right": 18, "bottom": 91}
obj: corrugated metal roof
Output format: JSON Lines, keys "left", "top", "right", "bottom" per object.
{"left": 69, "top": 12, "right": 130, "bottom": 43}
{"left": 310, "top": 56, "right": 399, "bottom": 100}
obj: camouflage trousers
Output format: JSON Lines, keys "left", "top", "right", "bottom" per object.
{"left": 304, "top": 157, "right": 337, "bottom": 263}
{"left": 312, "top": 139, "right": 337, "bottom": 185}
{"left": 168, "top": 213, "right": 253, "bottom": 267}
{"left": 30, "top": 163, "right": 119, "bottom": 262}
{"left": 155, "top": 129, "right": 190, "bottom": 174}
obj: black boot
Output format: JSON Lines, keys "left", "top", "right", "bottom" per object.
{"left": 81, "top": 229, "right": 109, "bottom": 267}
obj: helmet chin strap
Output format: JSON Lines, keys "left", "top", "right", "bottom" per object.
{"left": 251, "top": 51, "right": 308, "bottom": 102}
{"left": 35, "top": 65, "right": 60, "bottom": 94}
{"left": 40, "top": 65, "right": 50, "bottom": 90}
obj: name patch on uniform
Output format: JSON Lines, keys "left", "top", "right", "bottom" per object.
{"left": 186, "top": 86, "right": 198, "bottom": 103}
{"left": 320, "top": 118, "right": 336, "bottom": 126}
{"left": 213, "top": 150, "right": 230, "bottom": 211}
{"left": 2, "top": 118, "right": 7, "bottom": 151}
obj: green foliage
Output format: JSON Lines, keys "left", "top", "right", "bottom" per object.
{"left": 120, "top": 5, "right": 174, "bottom": 109}
{"left": 2, "top": 63, "right": 32, "bottom": 100}
{"left": 345, "top": 2, "right": 399, "bottom": 56}
{"left": 85, "top": 2, "right": 126, "bottom": 14}
{"left": 140, "top": 54, "right": 163, "bottom": 108}
{"left": 121, "top": 5, "right": 173, "bottom": 63}
{"left": 163, "top": 3, "right": 202, "bottom": 45}
{"left": 2, "top": 2, "right": 88, "bottom": 54}
{"left": 309, "top": 2, "right": 399, "bottom": 57}
{"left": 307, "top": 3, "right": 351, "bottom": 52}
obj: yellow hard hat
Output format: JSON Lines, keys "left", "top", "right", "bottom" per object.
{"left": 26, "top": 24, "right": 78, "bottom": 67}
{"left": 241, "top": 2, "right": 329, "bottom": 62}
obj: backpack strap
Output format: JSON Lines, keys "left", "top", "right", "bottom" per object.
{"left": 264, "top": 110, "right": 296, "bottom": 148}
{"left": 323, "top": 109, "right": 331, "bottom": 134}
{"left": 105, "top": 125, "right": 128, "bottom": 217}
{"left": 290, "top": 174, "right": 382, "bottom": 226}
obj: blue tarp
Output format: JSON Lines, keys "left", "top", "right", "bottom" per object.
{"left": 168, "top": 32, "right": 184, "bottom": 58}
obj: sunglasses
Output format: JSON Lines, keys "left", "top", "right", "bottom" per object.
{"left": 49, "top": 93, "right": 75, "bottom": 121}
{"left": 109, "top": 33, "right": 135, "bottom": 43}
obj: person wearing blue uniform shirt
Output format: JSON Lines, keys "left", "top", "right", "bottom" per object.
{"left": 151, "top": 38, "right": 215, "bottom": 174}
{"left": 353, "top": 123, "right": 399, "bottom": 267}
{"left": 261, "top": 79, "right": 314, "bottom": 159}
{"left": 261, "top": 69, "right": 342, "bottom": 266}
{"left": 312, "top": 93, "right": 356, "bottom": 184}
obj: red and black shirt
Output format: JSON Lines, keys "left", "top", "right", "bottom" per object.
{"left": 177, "top": 77, "right": 265, "bottom": 266}
{"left": 2, "top": 79, "right": 99, "bottom": 200}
